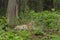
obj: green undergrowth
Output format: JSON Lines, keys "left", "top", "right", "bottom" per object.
{"left": 20, "top": 11, "right": 60, "bottom": 33}
{"left": 0, "top": 11, "right": 60, "bottom": 40}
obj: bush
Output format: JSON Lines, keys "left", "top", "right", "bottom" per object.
{"left": 0, "top": 16, "right": 8, "bottom": 29}
{"left": 19, "top": 11, "right": 60, "bottom": 34}
{"left": 0, "top": 11, "right": 60, "bottom": 40}
{"left": 0, "top": 30, "right": 31, "bottom": 40}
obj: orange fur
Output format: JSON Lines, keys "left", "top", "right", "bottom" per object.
{"left": 14, "top": 21, "right": 35, "bottom": 30}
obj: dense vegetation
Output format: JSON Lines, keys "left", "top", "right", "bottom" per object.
{"left": 0, "top": 11, "right": 60, "bottom": 40}
{"left": 0, "top": 0, "right": 60, "bottom": 40}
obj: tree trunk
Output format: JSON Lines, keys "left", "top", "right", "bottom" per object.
{"left": 7, "top": 0, "right": 16, "bottom": 27}
{"left": 16, "top": 0, "right": 19, "bottom": 19}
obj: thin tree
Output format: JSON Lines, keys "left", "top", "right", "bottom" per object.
{"left": 16, "top": 0, "right": 19, "bottom": 19}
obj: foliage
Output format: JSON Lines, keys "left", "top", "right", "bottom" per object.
{"left": 0, "top": 29, "right": 31, "bottom": 40}
{"left": 0, "top": 11, "right": 60, "bottom": 40}
{"left": 0, "top": 16, "right": 8, "bottom": 29}
{"left": 20, "top": 11, "right": 60, "bottom": 32}
{"left": 19, "top": 11, "right": 60, "bottom": 40}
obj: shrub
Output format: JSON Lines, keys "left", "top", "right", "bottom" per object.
{"left": 0, "top": 11, "right": 60, "bottom": 40}
{"left": 19, "top": 11, "right": 60, "bottom": 34}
